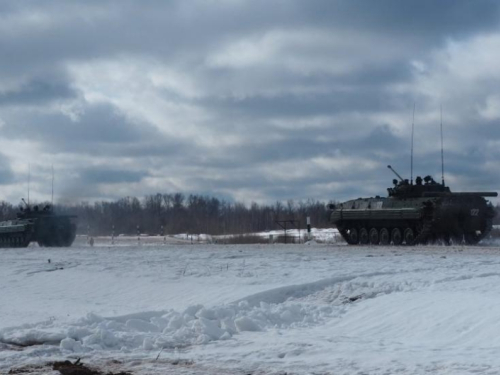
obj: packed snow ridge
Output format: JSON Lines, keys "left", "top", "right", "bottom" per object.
{"left": 2, "top": 274, "right": 403, "bottom": 353}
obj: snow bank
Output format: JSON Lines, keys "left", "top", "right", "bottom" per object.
{"left": 0, "top": 297, "right": 331, "bottom": 352}
{"left": 0, "top": 273, "right": 416, "bottom": 354}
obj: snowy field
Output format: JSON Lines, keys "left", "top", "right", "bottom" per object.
{"left": 3, "top": 243, "right": 500, "bottom": 374}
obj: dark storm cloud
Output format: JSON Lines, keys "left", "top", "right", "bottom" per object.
{"left": 186, "top": 125, "right": 408, "bottom": 201}
{"left": 0, "top": 1, "right": 281, "bottom": 71}
{"left": 196, "top": 88, "right": 405, "bottom": 120}
{"left": 1, "top": 0, "right": 496, "bottom": 68}
{"left": 218, "top": 124, "right": 404, "bottom": 165}
{"left": 297, "top": 0, "right": 500, "bottom": 37}
{"left": 0, "top": 153, "right": 14, "bottom": 185}
{"left": 0, "top": 77, "right": 76, "bottom": 106}
{"left": 1, "top": 102, "right": 195, "bottom": 171}
{"left": 2, "top": 104, "right": 160, "bottom": 150}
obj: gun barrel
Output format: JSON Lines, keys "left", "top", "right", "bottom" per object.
{"left": 387, "top": 165, "right": 404, "bottom": 181}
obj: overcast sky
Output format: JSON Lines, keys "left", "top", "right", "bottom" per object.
{"left": 1, "top": 0, "right": 500, "bottom": 205}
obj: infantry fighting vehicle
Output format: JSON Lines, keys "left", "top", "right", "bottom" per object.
{"left": 0, "top": 200, "right": 77, "bottom": 248}
{"left": 329, "top": 166, "right": 497, "bottom": 245}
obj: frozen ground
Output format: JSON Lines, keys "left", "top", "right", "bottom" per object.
{"left": 2, "top": 242, "right": 500, "bottom": 374}
{"left": 76, "top": 227, "right": 341, "bottom": 247}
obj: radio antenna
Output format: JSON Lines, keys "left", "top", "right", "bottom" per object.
{"left": 410, "top": 102, "right": 415, "bottom": 185}
{"left": 440, "top": 105, "right": 445, "bottom": 186}
{"left": 27, "top": 164, "right": 30, "bottom": 205}
{"left": 51, "top": 165, "right": 54, "bottom": 205}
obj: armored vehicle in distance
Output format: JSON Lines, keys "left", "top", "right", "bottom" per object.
{"left": 0, "top": 201, "right": 77, "bottom": 248}
{"left": 329, "top": 166, "right": 497, "bottom": 246}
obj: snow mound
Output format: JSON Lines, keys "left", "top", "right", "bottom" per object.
{"left": 0, "top": 301, "right": 328, "bottom": 352}
{"left": 0, "top": 274, "right": 412, "bottom": 354}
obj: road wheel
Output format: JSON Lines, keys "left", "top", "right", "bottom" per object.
{"left": 348, "top": 228, "right": 359, "bottom": 244}
{"left": 380, "top": 228, "right": 390, "bottom": 245}
{"left": 464, "top": 232, "right": 481, "bottom": 245}
{"left": 442, "top": 235, "right": 452, "bottom": 246}
{"left": 369, "top": 228, "right": 379, "bottom": 245}
{"left": 391, "top": 228, "right": 402, "bottom": 245}
{"left": 404, "top": 228, "right": 415, "bottom": 245}
{"left": 359, "top": 228, "right": 369, "bottom": 244}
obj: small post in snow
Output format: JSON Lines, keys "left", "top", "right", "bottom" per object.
{"left": 307, "top": 216, "right": 311, "bottom": 241}
{"left": 275, "top": 219, "right": 298, "bottom": 244}
{"left": 111, "top": 225, "right": 115, "bottom": 245}
{"left": 137, "top": 225, "right": 141, "bottom": 246}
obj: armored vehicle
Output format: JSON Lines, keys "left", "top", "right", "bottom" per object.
{"left": 329, "top": 166, "right": 497, "bottom": 245}
{"left": 0, "top": 201, "right": 77, "bottom": 248}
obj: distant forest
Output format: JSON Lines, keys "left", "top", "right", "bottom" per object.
{"left": 0, "top": 194, "right": 334, "bottom": 236}
{"left": 2, "top": 195, "right": 500, "bottom": 237}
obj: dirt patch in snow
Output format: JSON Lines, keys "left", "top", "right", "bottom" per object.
{"left": 7, "top": 365, "right": 46, "bottom": 374}
{"left": 8, "top": 360, "right": 131, "bottom": 375}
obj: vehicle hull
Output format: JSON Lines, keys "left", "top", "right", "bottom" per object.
{"left": 330, "top": 194, "right": 495, "bottom": 245}
{"left": 0, "top": 210, "right": 77, "bottom": 248}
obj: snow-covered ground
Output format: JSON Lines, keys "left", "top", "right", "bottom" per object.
{"left": 252, "top": 227, "right": 341, "bottom": 243}
{"left": 3, "top": 242, "right": 500, "bottom": 374}
{"left": 171, "top": 227, "right": 342, "bottom": 244}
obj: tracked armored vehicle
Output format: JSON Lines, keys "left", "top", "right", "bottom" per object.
{"left": 0, "top": 202, "right": 77, "bottom": 248}
{"left": 329, "top": 166, "right": 497, "bottom": 246}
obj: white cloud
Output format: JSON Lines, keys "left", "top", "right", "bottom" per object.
{"left": 207, "top": 27, "right": 411, "bottom": 77}
{"left": 66, "top": 57, "right": 216, "bottom": 143}
{"left": 408, "top": 33, "right": 500, "bottom": 117}
{"left": 478, "top": 95, "right": 500, "bottom": 120}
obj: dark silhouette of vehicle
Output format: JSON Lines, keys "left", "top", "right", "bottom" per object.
{"left": 0, "top": 200, "right": 77, "bottom": 248}
{"left": 329, "top": 166, "right": 497, "bottom": 245}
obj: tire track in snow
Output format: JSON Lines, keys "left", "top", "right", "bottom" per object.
{"left": 231, "top": 271, "right": 398, "bottom": 307}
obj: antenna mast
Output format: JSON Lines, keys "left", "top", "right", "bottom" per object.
{"left": 440, "top": 105, "right": 445, "bottom": 186}
{"left": 51, "top": 165, "right": 54, "bottom": 205}
{"left": 410, "top": 103, "right": 415, "bottom": 185}
{"left": 27, "top": 164, "right": 30, "bottom": 205}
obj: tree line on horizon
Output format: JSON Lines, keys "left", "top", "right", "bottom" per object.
{"left": 0, "top": 194, "right": 334, "bottom": 236}
{"left": 2, "top": 194, "right": 500, "bottom": 237}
